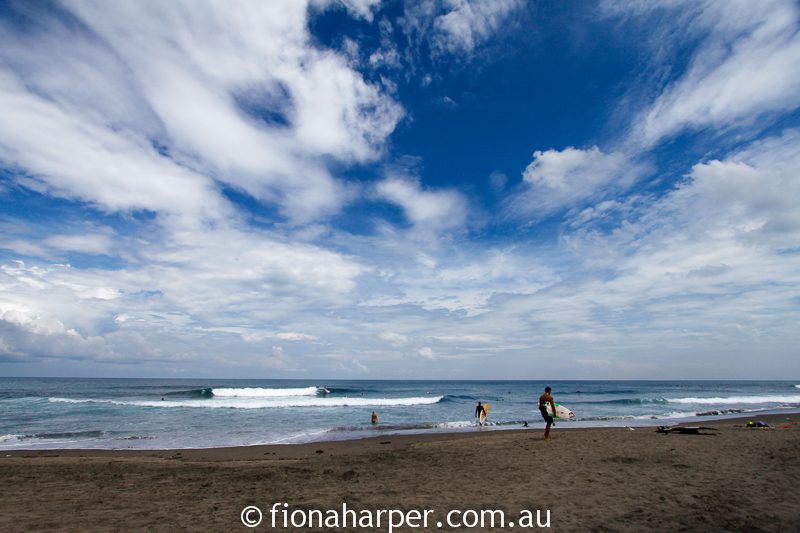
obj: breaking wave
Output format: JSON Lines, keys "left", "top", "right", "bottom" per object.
{"left": 49, "top": 395, "right": 443, "bottom": 409}
{"left": 210, "top": 386, "right": 328, "bottom": 398}
{"left": 572, "top": 394, "right": 800, "bottom": 407}
{"left": 159, "top": 386, "right": 331, "bottom": 399}
{"left": 666, "top": 395, "right": 800, "bottom": 405}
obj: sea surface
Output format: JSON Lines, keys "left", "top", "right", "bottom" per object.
{"left": 1, "top": 378, "right": 799, "bottom": 450}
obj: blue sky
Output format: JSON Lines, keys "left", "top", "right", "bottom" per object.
{"left": 1, "top": 0, "right": 799, "bottom": 379}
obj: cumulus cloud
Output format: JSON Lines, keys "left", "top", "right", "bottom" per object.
{"left": 509, "top": 146, "right": 645, "bottom": 219}
{"left": 665, "top": 129, "right": 800, "bottom": 248}
{"left": 0, "top": 261, "right": 134, "bottom": 362}
{"left": 558, "top": 130, "right": 800, "bottom": 342}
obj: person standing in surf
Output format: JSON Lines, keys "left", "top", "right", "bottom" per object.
{"left": 538, "top": 387, "right": 557, "bottom": 440}
{"left": 475, "top": 402, "right": 486, "bottom": 425}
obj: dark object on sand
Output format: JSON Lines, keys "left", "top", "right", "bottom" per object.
{"left": 656, "top": 426, "right": 717, "bottom": 435}
{"left": 746, "top": 421, "right": 770, "bottom": 428}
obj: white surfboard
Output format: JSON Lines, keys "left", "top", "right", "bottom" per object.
{"left": 545, "top": 402, "right": 575, "bottom": 420}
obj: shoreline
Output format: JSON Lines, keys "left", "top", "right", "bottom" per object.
{"left": 3, "top": 411, "right": 795, "bottom": 458}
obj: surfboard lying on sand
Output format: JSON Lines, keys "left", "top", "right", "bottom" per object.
{"left": 479, "top": 403, "right": 489, "bottom": 425}
{"left": 545, "top": 402, "right": 575, "bottom": 420}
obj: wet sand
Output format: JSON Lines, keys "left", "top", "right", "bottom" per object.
{"left": 1, "top": 413, "right": 798, "bottom": 532}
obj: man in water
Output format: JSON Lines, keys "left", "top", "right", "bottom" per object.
{"left": 371, "top": 411, "right": 378, "bottom": 424}
{"left": 538, "top": 387, "right": 557, "bottom": 440}
{"left": 475, "top": 401, "right": 486, "bottom": 425}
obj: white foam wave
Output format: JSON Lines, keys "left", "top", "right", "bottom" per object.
{"left": 0, "top": 434, "right": 25, "bottom": 443}
{"left": 632, "top": 410, "right": 699, "bottom": 420}
{"left": 666, "top": 395, "right": 800, "bottom": 405}
{"left": 435, "top": 420, "right": 477, "bottom": 429}
{"left": 211, "top": 387, "right": 323, "bottom": 398}
{"left": 584, "top": 410, "right": 709, "bottom": 421}
{"left": 49, "top": 396, "right": 443, "bottom": 409}
{"left": 266, "top": 428, "right": 333, "bottom": 445}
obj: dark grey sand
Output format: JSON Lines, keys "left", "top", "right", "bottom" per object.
{"left": 1, "top": 413, "right": 798, "bottom": 532}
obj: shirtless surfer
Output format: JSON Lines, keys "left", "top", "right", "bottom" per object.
{"left": 538, "top": 386, "right": 557, "bottom": 440}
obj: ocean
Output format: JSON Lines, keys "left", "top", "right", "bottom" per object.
{"left": 1, "top": 378, "right": 799, "bottom": 450}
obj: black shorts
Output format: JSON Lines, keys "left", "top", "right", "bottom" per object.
{"left": 539, "top": 406, "right": 554, "bottom": 424}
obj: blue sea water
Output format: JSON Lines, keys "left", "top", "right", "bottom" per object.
{"left": 1, "top": 378, "right": 799, "bottom": 450}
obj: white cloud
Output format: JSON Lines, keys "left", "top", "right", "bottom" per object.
{"left": 432, "top": 0, "right": 523, "bottom": 55}
{"left": 417, "top": 346, "right": 434, "bottom": 359}
{"left": 666, "top": 129, "right": 800, "bottom": 248}
{"left": 313, "top": 0, "right": 382, "bottom": 22}
{"left": 375, "top": 175, "right": 468, "bottom": 234}
{"left": 0, "top": 1, "right": 403, "bottom": 224}
{"left": 359, "top": 244, "right": 557, "bottom": 316}
{"left": 0, "top": 71, "right": 226, "bottom": 219}
{"left": 511, "top": 146, "right": 645, "bottom": 218}
{"left": 556, "top": 130, "right": 800, "bottom": 347}
{"left": 42, "top": 233, "right": 114, "bottom": 256}
{"left": 617, "top": 0, "right": 800, "bottom": 147}
{"left": 202, "top": 327, "right": 317, "bottom": 343}
{"left": 0, "top": 0, "right": 411, "bottom": 373}
{"left": 379, "top": 331, "right": 409, "bottom": 346}
{"left": 390, "top": 0, "right": 524, "bottom": 77}
{"left": 0, "top": 220, "right": 369, "bottom": 367}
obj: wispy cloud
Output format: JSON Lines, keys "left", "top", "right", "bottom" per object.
{"left": 0, "top": 0, "right": 403, "bottom": 224}
{"left": 430, "top": 0, "right": 524, "bottom": 55}
{"left": 605, "top": 0, "right": 800, "bottom": 147}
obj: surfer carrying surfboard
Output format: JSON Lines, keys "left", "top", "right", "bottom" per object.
{"left": 538, "top": 387, "right": 557, "bottom": 440}
{"left": 475, "top": 402, "right": 488, "bottom": 426}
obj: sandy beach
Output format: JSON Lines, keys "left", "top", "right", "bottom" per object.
{"left": 1, "top": 413, "right": 798, "bottom": 532}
